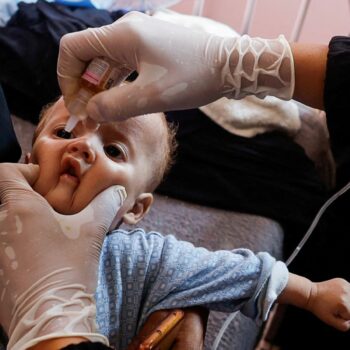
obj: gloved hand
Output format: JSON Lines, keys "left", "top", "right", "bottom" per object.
{"left": 57, "top": 11, "right": 294, "bottom": 122}
{"left": 0, "top": 163, "right": 126, "bottom": 350}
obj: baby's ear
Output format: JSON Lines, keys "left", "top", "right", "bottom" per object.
{"left": 122, "top": 193, "right": 153, "bottom": 225}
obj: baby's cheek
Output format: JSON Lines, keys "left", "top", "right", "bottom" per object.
{"left": 31, "top": 164, "right": 51, "bottom": 196}
{"left": 30, "top": 144, "right": 58, "bottom": 194}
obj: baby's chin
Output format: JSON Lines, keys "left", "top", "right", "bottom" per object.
{"left": 49, "top": 201, "right": 82, "bottom": 215}
{"left": 33, "top": 181, "right": 87, "bottom": 215}
{"left": 34, "top": 187, "right": 84, "bottom": 215}
{"left": 45, "top": 199, "right": 81, "bottom": 215}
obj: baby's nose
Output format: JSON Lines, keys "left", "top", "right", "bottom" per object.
{"left": 67, "top": 139, "right": 96, "bottom": 163}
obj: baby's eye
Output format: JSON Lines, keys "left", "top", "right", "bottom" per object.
{"left": 56, "top": 128, "right": 73, "bottom": 139}
{"left": 104, "top": 145, "right": 124, "bottom": 160}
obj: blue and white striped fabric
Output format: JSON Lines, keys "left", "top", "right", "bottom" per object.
{"left": 96, "top": 228, "right": 288, "bottom": 349}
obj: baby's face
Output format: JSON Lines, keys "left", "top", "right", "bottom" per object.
{"left": 30, "top": 98, "right": 164, "bottom": 218}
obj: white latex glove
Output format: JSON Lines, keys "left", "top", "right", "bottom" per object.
{"left": 58, "top": 11, "right": 294, "bottom": 122}
{"left": 0, "top": 163, "right": 126, "bottom": 350}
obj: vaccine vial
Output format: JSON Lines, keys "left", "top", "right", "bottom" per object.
{"left": 65, "top": 57, "right": 121, "bottom": 132}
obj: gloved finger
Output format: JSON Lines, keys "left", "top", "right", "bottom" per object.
{"left": 0, "top": 163, "right": 39, "bottom": 185}
{"left": 62, "top": 185, "right": 127, "bottom": 237}
{"left": 86, "top": 79, "right": 167, "bottom": 122}
{"left": 98, "top": 185, "right": 127, "bottom": 231}
{"left": 0, "top": 163, "right": 39, "bottom": 197}
{"left": 58, "top": 29, "right": 100, "bottom": 100}
{"left": 0, "top": 163, "right": 40, "bottom": 202}
{"left": 57, "top": 28, "right": 111, "bottom": 100}
{"left": 63, "top": 65, "right": 134, "bottom": 122}
{"left": 58, "top": 13, "right": 140, "bottom": 100}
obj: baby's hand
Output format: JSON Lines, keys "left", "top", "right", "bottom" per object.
{"left": 307, "top": 278, "right": 350, "bottom": 331}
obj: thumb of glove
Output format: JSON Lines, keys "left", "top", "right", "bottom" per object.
{"left": 0, "top": 163, "right": 39, "bottom": 186}
{"left": 73, "top": 185, "right": 127, "bottom": 234}
{"left": 87, "top": 79, "right": 164, "bottom": 122}
{"left": 0, "top": 163, "right": 40, "bottom": 204}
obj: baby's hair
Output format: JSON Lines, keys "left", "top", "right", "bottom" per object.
{"left": 145, "top": 114, "right": 177, "bottom": 192}
{"left": 32, "top": 99, "right": 59, "bottom": 144}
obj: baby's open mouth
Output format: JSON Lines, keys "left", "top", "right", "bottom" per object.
{"left": 60, "top": 157, "right": 81, "bottom": 184}
{"left": 66, "top": 167, "right": 78, "bottom": 177}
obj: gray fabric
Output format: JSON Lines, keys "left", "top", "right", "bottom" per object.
{"left": 11, "top": 115, "right": 284, "bottom": 350}
{"left": 122, "top": 196, "right": 283, "bottom": 350}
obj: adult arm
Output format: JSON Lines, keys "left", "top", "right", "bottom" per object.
{"left": 57, "top": 12, "right": 294, "bottom": 122}
{"left": 291, "top": 42, "right": 328, "bottom": 110}
{"left": 57, "top": 12, "right": 329, "bottom": 122}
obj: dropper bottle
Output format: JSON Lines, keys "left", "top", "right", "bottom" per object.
{"left": 65, "top": 57, "right": 122, "bottom": 132}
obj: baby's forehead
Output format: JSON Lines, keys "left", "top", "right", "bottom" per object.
{"left": 101, "top": 113, "right": 165, "bottom": 140}
{"left": 44, "top": 100, "right": 165, "bottom": 136}
{"left": 42, "top": 101, "right": 167, "bottom": 154}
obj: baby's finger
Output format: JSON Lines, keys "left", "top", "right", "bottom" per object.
{"left": 331, "top": 317, "right": 350, "bottom": 332}
{"left": 336, "top": 306, "right": 350, "bottom": 326}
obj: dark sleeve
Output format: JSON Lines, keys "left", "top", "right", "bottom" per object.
{"left": 0, "top": 85, "right": 21, "bottom": 162}
{"left": 324, "top": 36, "right": 350, "bottom": 186}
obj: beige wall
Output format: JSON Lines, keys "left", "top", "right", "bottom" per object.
{"left": 170, "top": 0, "right": 349, "bottom": 44}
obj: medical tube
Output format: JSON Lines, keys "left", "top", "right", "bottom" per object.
{"left": 65, "top": 57, "right": 121, "bottom": 132}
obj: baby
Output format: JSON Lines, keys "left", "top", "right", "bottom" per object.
{"left": 2, "top": 97, "right": 350, "bottom": 350}
{"left": 29, "top": 97, "right": 176, "bottom": 224}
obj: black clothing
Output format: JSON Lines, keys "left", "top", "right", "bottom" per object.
{"left": 159, "top": 109, "right": 328, "bottom": 256}
{"left": 0, "top": 0, "right": 126, "bottom": 122}
{"left": 274, "top": 36, "right": 350, "bottom": 350}
{"left": 0, "top": 85, "right": 21, "bottom": 162}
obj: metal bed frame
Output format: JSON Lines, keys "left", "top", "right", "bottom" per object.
{"left": 192, "top": 0, "right": 312, "bottom": 41}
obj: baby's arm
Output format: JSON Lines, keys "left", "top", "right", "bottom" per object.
{"left": 106, "top": 230, "right": 350, "bottom": 341}
{"left": 277, "top": 274, "right": 350, "bottom": 331}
